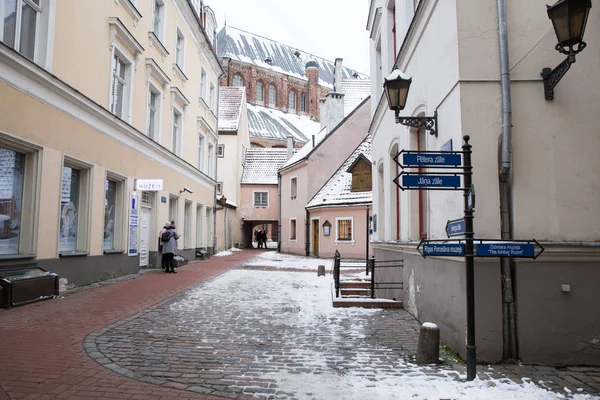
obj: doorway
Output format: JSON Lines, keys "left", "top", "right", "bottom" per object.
{"left": 139, "top": 207, "right": 151, "bottom": 267}
{"left": 312, "top": 219, "right": 319, "bottom": 257}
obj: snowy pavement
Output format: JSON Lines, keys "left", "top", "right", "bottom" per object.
{"left": 83, "top": 250, "right": 600, "bottom": 399}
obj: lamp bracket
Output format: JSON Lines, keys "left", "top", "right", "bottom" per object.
{"left": 541, "top": 55, "right": 575, "bottom": 101}
{"left": 556, "top": 41, "right": 586, "bottom": 56}
{"left": 395, "top": 110, "right": 438, "bottom": 137}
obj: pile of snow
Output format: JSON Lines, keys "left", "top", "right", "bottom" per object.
{"left": 244, "top": 251, "right": 333, "bottom": 270}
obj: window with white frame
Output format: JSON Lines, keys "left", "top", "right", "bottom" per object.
{"left": 152, "top": 0, "right": 165, "bottom": 41}
{"left": 207, "top": 143, "right": 214, "bottom": 178}
{"left": 196, "top": 204, "right": 203, "bottom": 246}
{"left": 59, "top": 162, "right": 91, "bottom": 254}
{"left": 254, "top": 191, "right": 268, "bottom": 207}
{"left": 290, "top": 218, "right": 297, "bottom": 241}
{"left": 268, "top": 84, "right": 276, "bottom": 106}
{"left": 146, "top": 86, "right": 160, "bottom": 140}
{"left": 290, "top": 177, "right": 297, "bottom": 199}
{"left": 209, "top": 83, "right": 215, "bottom": 111}
{"left": 184, "top": 201, "right": 192, "bottom": 248}
{"left": 171, "top": 108, "right": 182, "bottom": 155}
{"left": 288, "top": 90, "right": 296, "bottom": 111}
{"left": 175, "top": 28, "right": 185, "bottom": 68}
{"left": 336, "top": 217, "right": 353, "bottom": 241}
{"left": 300, "top": 92, "right": 307, "bottom": 113}
{"left": 198, "top": 134, "right": 205, "bottom": 171}
{"left": 217, "top": 144, "right": 224, "bottom": 158}
{"left": 256, "top": 81, "right": 264, "bottom": 103}
{"left": 0, "top": 0, "right": 41, "bottom": 61}
{"left": 110, "top": 51, "right": 132, "bottom": 120}
{"left": 232, "top": 73, "right": 244, "bottom": 87}
{"left": 200, "top": 68, "right": 207, "bottom": 100}
{"left": 169, "top": 196, "right": 178, "bottom": 222}
{"left": 103, "top": 175, "right": 125, "bottom": 251}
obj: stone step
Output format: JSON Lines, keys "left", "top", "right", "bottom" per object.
{"left": 331, "top": 283, "right": 402, "bottom": 309}
{"left": 340, "top": 288, "right": 371, "bottom": 296}
{"left": 339, "top": 280, "right": 371, "bottom": 289}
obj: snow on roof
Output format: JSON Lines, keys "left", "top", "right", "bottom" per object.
{"left": 342, "top": 79, "right": 371, "bottom": 116}
{"left": 218, "top": 87, "right": 245, "bottom": 131}
{"left": 307, "top": 134, "right": 372, "bottom": 209}
{"left": 247, "top": 103, "right": 321, "bottom": 144}
{"left": 217, "top": 26, "right": 369, "bottom": 88}
{"left": 242, "top": 148, "right": 291, "bottom": 185}
{"left": 281, "top": 127, "right": 328, "bottom": 169}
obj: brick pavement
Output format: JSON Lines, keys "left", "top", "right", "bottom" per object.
{"left": 0, "top": 250, "right": 260, "bottom": 400}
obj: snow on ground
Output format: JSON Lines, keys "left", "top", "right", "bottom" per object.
{"left": 243, "top": 250, "right": 333, "bottom": 270}
{"left": 172, "top": 268, "right": 597, "bottom": 400}
{"left": 214, "top": 247, "right": 244, "bottom": 257}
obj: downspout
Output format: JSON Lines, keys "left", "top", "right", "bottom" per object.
{"left": 497, "top": 0, "right": 518, "bottom": 362}
{"left": 277, "top": 171, "right": 282, "bottom": 252}
{"left": 213, "top": 69, "right": 224, "bottom": 256}
{"left": 305, "top": 209, "right": 310, "bottom": 257}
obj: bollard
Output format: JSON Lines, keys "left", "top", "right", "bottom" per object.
{"left": 317, "top": 265, "right": 326, "bottom": 277}
{"left": 416, "top": 322, "right": 440, "bottom": 364}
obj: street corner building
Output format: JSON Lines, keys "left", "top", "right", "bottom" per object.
{"left": 0, "top": 0, "right": 223, "bottom": 290}
{"left": 367, "top": 0, "right": 600, "bottom": 366}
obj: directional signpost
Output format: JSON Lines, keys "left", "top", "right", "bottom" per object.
{"left": 446, "top": 218, "right": 466, "bottom": 237}
{"left": 418, "top": 240, "right": 465, "bottom": 257}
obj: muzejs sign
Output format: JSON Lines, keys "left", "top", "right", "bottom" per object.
{"left": 475, "top": 240, "right": 544, "bottom": 259}
{"left": 417, "top": 240, "right": 465, "bottom": 257}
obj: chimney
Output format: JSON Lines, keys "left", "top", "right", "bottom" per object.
{"left": 321, "top": 92, "right": 345, "bottom": 133}
{"left": 286, "top": 135, "right": 295, "bottom": 160}
{"left": 333, "top": 58, "right": 343, "bottom": 93}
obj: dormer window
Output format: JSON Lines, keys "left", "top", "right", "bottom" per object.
{"left": 347, "top": 154, "right": 372, "bottom": 192}
{"left": 264, "top": 56, "right": 273, "bottom": 65}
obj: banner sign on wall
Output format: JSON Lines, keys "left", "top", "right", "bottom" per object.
{"left": 135, "top": 179, "right": 164, "bottom": 191}
{"left": 128, "top": 192, "right": 139, "bottom": 256}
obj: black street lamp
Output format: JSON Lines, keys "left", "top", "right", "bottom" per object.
{"left": 384, "top": 69, "right": 438, "bottom": 137}
{"left": 541, "top": 0, "right": 592, "bottom": 100}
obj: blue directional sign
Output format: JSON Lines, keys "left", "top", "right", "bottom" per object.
{"left": 440, "top": 139, "right": 453, "bottom": 152}
{"left": 421, "top": 243, "right": 465, "bottom": 257}
{"left": 402, "top": 153, "right": 462, "bottom": 167}
{"left": 446, "top": 218, "right": 466, "bottom": 237}
{"left": 400, "top": 173, "right": 461, "bottom": 189}
{"left": 476, "top": 243, "right": 535, "bottom": 258}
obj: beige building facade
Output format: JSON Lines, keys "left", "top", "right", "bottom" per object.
{"left": 0, "top": 0, "right": 222, "bottom": 286}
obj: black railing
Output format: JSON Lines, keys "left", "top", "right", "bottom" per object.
{"left": 333, "top": 250, "right": 341, "bottom": 298}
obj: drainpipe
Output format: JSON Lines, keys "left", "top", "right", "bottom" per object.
{"left": 277, "top": 171, "right": 282, "bottom": 252}
{"left": 497, "top": 0, "right": 518, "bottom": 362}
{"left": 305, "top": 209, "right": 310, "bottom": 257}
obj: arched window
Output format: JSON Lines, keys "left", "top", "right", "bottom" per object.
{"left": 300, "top": 92, "right": 307, "bottom": 113}
{"left": 288, "top": 90, "right": 296, "bottom": 111}
{"left": 232, "top": 73, "right": 244, "bottom": 87}
{"left": 268, "top": 84, "right": 276, "bottom": 106}
{"left": 256, "top": 81, "right": 264, "bottom": 103}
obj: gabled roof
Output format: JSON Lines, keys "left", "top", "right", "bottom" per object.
{"left": 306, "top": 134, "right": 372, "bottom": 209}
{"left": 241, "top": 148, "right": 292, "bottom": 185}
{"left": 342, "top": 79, "right": 371, "bottom": 116}
{"left": 217, "top": 26, "right": 369, "bottom": 88}
{"left": 247, "top": 103, "right": 320, "bottom": 144}
{"left": 280, "top": 96, "right": 370, "bottom": 171}
{"left": 218, "top": 87, "right": 245, "bottom": 131}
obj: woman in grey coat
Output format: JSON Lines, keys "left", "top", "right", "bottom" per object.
{"left": 163, "top": 223, "right": 180, "bottom": 273}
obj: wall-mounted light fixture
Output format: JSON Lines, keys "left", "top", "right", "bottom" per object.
{"left": 383, "top": 69, "right": 438, "bottom": 137}
{"left": 541, "top": 0, "right": 592, "bottom": 100}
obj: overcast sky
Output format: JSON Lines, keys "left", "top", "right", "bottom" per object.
{"left": 207, "top": 0, "right": 371, "bottom": 75}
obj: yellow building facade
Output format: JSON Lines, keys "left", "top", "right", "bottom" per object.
{"left": 0, "top": 0, "right": 222, "bottom": 286}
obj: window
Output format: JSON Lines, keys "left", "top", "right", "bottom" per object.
{"left": 0, "top": 147, "right": 25, "bottom": 255}
{"left": 175, "top": 28, "right": 185, "bottom": 68}
{"left": 300, "top": 92, "right": 307, "bottom": 113}
{"left": 103, "top": 177, "right": 124, "bottom": 251}
{"left": 256, "top": 81, "right": 264, "bottom": 103}
{"left": 290, "top": 177, "right": 297, "bottom": 199}
{"left": 198, "top": 134, "right": 205, "bottom": 171}
{"left": 253, "top": 191, "right": 268, "bottom": 207}
{"left": 169, "top": 196, "right": 178, "bottom": 222}
{"left": 268, "top": 84, "right": 276, "bottom": 106}
{"left": 110, "top": 53, "right": 130, "bottom": 119}
{"left": 290, "top": 218, "right": 296, "bottom": 241}
{"left": 349, "top": 157, "right": 373, "bottom": 192}
{"left": 60, "top": 162, "right": 91, "bottom": 253}
{"left": 209, "top": 83, "right": 215, "bottom": 111}
{"left": 152, "top": 0, "right": 165, "bottom": 40}
{"left": 232, "top": 73, "right": 244, "bottom": 87}
{"left": 288, "top": 90, "right": 296, "bottom": 111}
{"left": 1, "top": 0, "right": 40, "bottom": 61}
{"left": 184, "top": 201, "right": 191, "bottom": 248}
{"left": 146, "top": 87, "right": 160, "bottom": 140}
{"left": 336, "top": 218, "right": 353, "bottom": 241}
{"left": 217, "top": 144, "right": 224, "bottom": 158}
{"left": 172, "top": 109, "right": 182, "bottom": 155}
{"left": 200, "top": 68, "right": 207, "bottom": 100}
{"left": 196, "top": 204, "right": 203, "bottom": 246}
{"left": 216, "top": 182, "right": 223, "bottom": 195}
{"left": 207, "top": 143, "right": 214, "bottom": 178}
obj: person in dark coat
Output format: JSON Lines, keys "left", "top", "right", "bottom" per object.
{"left": 163, "top": 222, "right": 180, "bottom": 273}
{"left": 254, "top": 229, "right": 260, "bottom": 248}
{"left": 260, "top": 229, "right": 267, "bottom": 248}
{"left": 159, "top": 221, "right": 170, "bottom": 270}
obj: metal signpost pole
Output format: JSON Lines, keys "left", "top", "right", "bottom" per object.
{"left": 462, "top": 135, "right": 476, "bottom": 380}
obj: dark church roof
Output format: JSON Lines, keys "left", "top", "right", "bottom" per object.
{"left": 217, "top": 26, "right": 369, "bottom": 88}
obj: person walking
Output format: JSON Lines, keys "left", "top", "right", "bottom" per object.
{"left": 163, "top": 221, "right": 180, "bottom": 273}
{"left": 260, "top": 229, "right": 267, "bottom": 249}
{"left": 159, "top": 221, "right": 170, "bottom": 270}
{"left": 254, "top": 229, "right": 261, "bottom": 249}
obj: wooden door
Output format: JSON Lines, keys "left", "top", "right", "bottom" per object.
{"left": 312, "top": 220, "right": 319, "bottom": 256}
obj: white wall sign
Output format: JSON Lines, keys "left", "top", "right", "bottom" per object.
{"left": 128, "top": 192, "right": 139, "bottom": 256}
{"left": 136, "top": 179, "right": 164, "bottom": 191}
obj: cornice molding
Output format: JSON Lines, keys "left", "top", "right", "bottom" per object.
{"left": 145, "top": 58, "right": 170, "bottom": 89}
{"left": 116, "top": 0, "right": 142, "bottom": 26}
{"left": 148, "top": 31, "right": 169, "bottom": 61}
{"left": 108, "top": 17, "right": 144, "bottom": 57}
{"left": 171, "top": 86, "right": 190, "bottom": 109}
